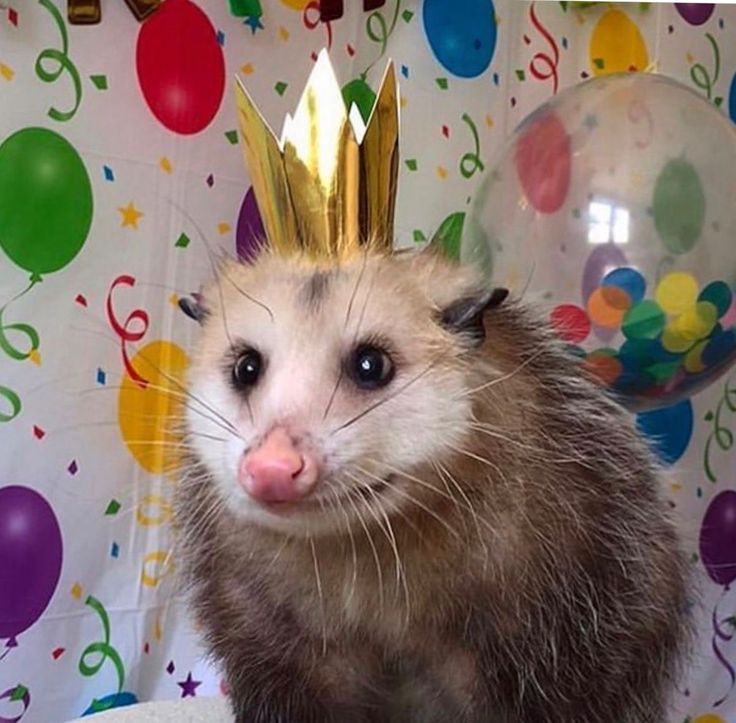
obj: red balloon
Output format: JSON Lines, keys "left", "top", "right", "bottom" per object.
{"left": 514, "top": 111, "right": 571, "bottom": 214}
{"left": 136, "top": 0, "right": 225, "bottom": 135}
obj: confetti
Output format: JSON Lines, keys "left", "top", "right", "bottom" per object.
{"left": 346, "top": 43, "right": 355, "bottom": 57}
{"left": 493, "top": 72, "right": 499, "bottom": 85}
{"left": 118, "top": 202, "right": 143, "bottom": 229}
{"left": 144, "top": 642, "right": 150, "bottom": 654}
{"left": 178, "top": 672, "right": 202, "bottom": 698}
{"left": 206, "top": 174, "right": 214, "bottom": 187}
{"left": 167, "top": 661, "right": 175, "bottom": 674}
{"left": 175, "top": 232, "right": 191, "bottom": 248}
{"left": 217, "top": 222, "right": 231, "bottom": 234}
{"left": 441, "top": 125, "right": 449, "bottom": 138}
{"left": 485, "top": 114, "right": 494, "bottom": 127}
{"left": 10, "top": 685, "right": 27, "bottom": 702}
{"left": 105, "top": 499, "right": 121, "bottom": 516}
{"left": 68, "top": 460, "right": 78, "bottom": 475}
{"left": 28, "top": 349, "right": 41, "bottom": 365}
{"left": 71, "top": 583, "right": 83, "bottom": 599}
{"left": 52, "top": 647, "right": 65, "bottom": 660}
{"left": 224, "top": 130, "right": 238, "bottom": 144}
{"left": 75, "top": 293, "right": 88, "bottom": 306}
{"left": 401, "top": 9, "right": 413, "bottom": 22}
{"left": 593, "top": 57, "right": 605, "bottom": 70}
{"left": 0, "top": 63, "right": 14, "bottom": 81}
{"left": 405, "top": 159, "right": 418, "bottom": 171}
{"left": 435, "top": 77, "right": 448, "bottom": 90}
{"left": 278, "top": 26, "right": 289, "bottom": 41}
{"left": 515, "top": 69, "right": 526, "bottom": 80}
{"left": 240, "top": 63, "right": 254, "bottom": 75}
{"left": 90, "top": 74, "right": 107, "bottom": 90}
{"left": 159, "top": 157, "right": 172, "bottom": 173}
{"left": 9, "top": 8, "right": 18, "bottom": 25}
{"left": 436, "top": 166, "right": 448, "bottom": 179}
{"left": 169, "top": 293, "right": 179, "bottom": 307}
{"left": 401, "top": 65, "right": 409, "bottom": 78}
{"left": 33, "top": 425, "right": 45, "bottom": 439}
{"left": 96, "top": 368, "right": 106, "bottom": 385}
{"left": 103, "top": 165, "right": 114, "bottom": 181}
{"left": 217, "top": 29, "right": 225, "bottom": 46}
{"left": 111, "top": 542, "right": 120, "bottom": 558}
{"left": 412, "top": 230, "right": 426, "bottom": 242}
{"left": 274, "top": 81, "right": 288, "bottom": 96}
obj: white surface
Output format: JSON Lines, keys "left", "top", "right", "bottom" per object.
{"left": 67, "top": 697, "right": 234, "bottom": 723}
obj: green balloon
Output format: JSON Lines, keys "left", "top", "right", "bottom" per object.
{"left": 0, "top": 127, "right": 93, "bottom": 280}
{"left": 652, "top": 158, "right": 705, "bottom": 255}
{"left": 342, "top": 78, "right": 376, "bottom": 124}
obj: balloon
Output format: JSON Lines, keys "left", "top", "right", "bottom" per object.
{"left": 118, "top": 340, "right": 189, "bottom": 476}
{"left": 635, "top": 399, "right": 693, "bottom": 465}
{"left": 136, "top": 0, "right": 225, "bottom": 135}
{"left": 422, "top": 0, "right": 497, "bottom": 78}
{"left": 0, "top": 485, "right": 63, "bottom": 641}
{"left": 693, "top": 715, "right": 726, "bottom": 723}
{"left": 589, "top": 9, "right": 648, "bottom": 76}
{"left": 81, "top": 692, "right": 138, "bottom": 716}
{"left": 342, "top": 78, "right": 376, "bottom": 124}
{"left": 236, "top": 187, "right": 266, "bottom": 263}
{"left": 699, "top": 490, "right": 736, "bottom": 587}
{"left": 729, "top": 71, "right": 736, "bottom": 125}
{"left": 464, "top": 72, "right": 736, "bottom": 412}
{"left": 0, "top": 128, "right": 92, "bottom": 281}
{"left": 675, "top": 4, "right": 715, "bottom": 26}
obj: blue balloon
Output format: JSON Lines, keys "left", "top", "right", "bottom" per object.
{"left": 423, "top": 0, "right": 497, "bottom": 78}
{"left": 729, "top": 71, "right": 736, "bottom": 124}
{"left": 82, "top": 692, "right": 138, "bottom": 716}
{"left": 636, "top": 399, "right": 693, "bottom": 465}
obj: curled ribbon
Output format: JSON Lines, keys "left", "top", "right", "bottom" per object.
{"left": 712, "top": 588, "right": 735, "bottom": 707}
{"left": 691, "top": 32, "right": 722, "bottom": 105}
{"left": 627, "top": 98, "right": 654, "bottom": 149}
{"left": 105, "top": 275, "right": 150, "bottom": 388}
{"left": 364, "top": 0, "right": 401, "bottom": 74}
{"left": 0, "top": 685, "right": 30, "bottom": 723}
{"left": 141, "top": 550, "right": 174, "bottom": 588}
{"left": 136, "top": 494, "right": 173, "bottom": 527}
{"left": 528, "top": 2, "right": 560, "bottom": 95}
{"left": 36, "top": 0, "right": 83, "bottom": 122}
{"left": 79, "top": 596, "right": 126, "bottom": 714}
{"left": 703, "top": 374, "right": 736, "bottom": 483}
{"left": 459, "top": 114, "right": 484, "bottom": 179}
{"left": 303, "top": 2, "right": 333, "bottom": 50}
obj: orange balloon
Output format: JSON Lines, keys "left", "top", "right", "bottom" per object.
{"left": 280, "top": 0, "right": 309, "bottom": 9}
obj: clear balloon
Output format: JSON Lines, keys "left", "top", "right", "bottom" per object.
{"left": 464, "top": 72, "right": 736, "bottom": 411}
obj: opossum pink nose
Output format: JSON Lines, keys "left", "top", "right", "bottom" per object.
{"left": 239, "top": 427, "right": 319, "bottom": 503}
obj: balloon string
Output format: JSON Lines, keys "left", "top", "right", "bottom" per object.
{"left": 363, "top": 0, "right": 401, "bottom": 76}
{"left": 690, "top": 32, "right": 721, "bottom": 103}
{"left": 528, "top": 2, "right": 560, "bottom": 94}
{"left": 0, "top": 685, "right": 30, "bottom": 723}
{"left": 36, "top": 0, "right": 83, "bottom": 122}
{"left": 79, "top": 595, "right": 126, "bottom": 713}
{"left": 459, "top": 114, "right": 484, "bottom": 179}
{"left": 105, "top": 275, "right": 150, "bottom": 388}
{"left": 712, "top": 588, "right": 735, "bottom": 707}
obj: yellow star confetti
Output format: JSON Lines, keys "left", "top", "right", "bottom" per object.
{"left": 241, "top": 63, "right": 254, "bottom": 75}
{"left": 169, "top": 293, "right": 179, "bottom": 307}
{"left": 159, "top": 157, "right": 172, "bottom": 173}
{"left": 0, "top": 63, "right": 14, "bottom": 81}
{"left": 217, "top": 222, "right": 231, "bottom": 235}
{"left": 118, "top": 202, "right": 143, "bottom": 229}
{"left": 436, "top": 166, "right": 448, "bottom": 179}
{"left": 71, "top": 582, "right": 83, "bottom": 599}
{"left": 485, "top": 114, "right": 494, "bottom": 128}
{"left": 28, "top": 349, "right": 41, "bottom": 366}
{"left": 279, "top": 26, "right": 290, "bottom": 41}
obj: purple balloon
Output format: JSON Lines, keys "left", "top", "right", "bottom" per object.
{"left": 581, "top": 243, "right": 629, "bottom": 303}
{"left": 699, "top": 489, "right": 736, "bottom": 587}
{"left": 235, "top": 186, "right": 266, "bottom": 264}
{"left": 0, "top": 485, "right": 63, "bottom": 641}
{"left": 675, "top": 3, "right": 715, "bottom": 25}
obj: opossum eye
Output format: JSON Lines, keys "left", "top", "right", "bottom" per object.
{"left": 348, "top": 344, "right": 395, "bottom": 391}
{"left": 232, "top": 348, "right": 263, "bottom": 389}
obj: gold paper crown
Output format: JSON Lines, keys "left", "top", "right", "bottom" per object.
{"left": 235, "top": 49, "right": 399, "bottom": 261}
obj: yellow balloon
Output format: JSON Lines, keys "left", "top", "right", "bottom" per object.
{"left": 694, "top": 715, "right": 726, "bottom": 723}
{"left": 280, "top": 0, "right": 309, "bottom": 9}
{"left": 589, "top": 9, "right": 649, "bottom": 77}
{"left": 118, "top": 340, "right": 189, "bottom": 476}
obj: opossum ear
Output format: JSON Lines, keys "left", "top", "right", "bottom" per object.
{"left": 439, "top": 287, "right": 508, "bottom": 347}
{"left": 178, "top": 292, "right": 208, "bottom": 324}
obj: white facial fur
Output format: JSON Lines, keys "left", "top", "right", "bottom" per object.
{"left": 185, "top": 251, "right": 480, "bottom": 536}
